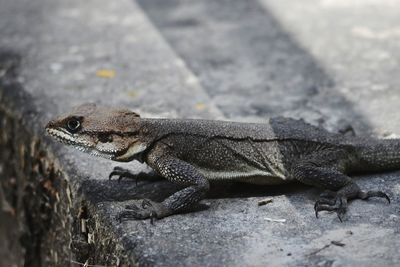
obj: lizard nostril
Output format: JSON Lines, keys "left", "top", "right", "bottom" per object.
{"left": 45, "top": 120, "right": 55, "bottom": 129}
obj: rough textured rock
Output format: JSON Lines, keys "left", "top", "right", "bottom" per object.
{"left": 0, "top": 0, "right": 399, "bottom": 266}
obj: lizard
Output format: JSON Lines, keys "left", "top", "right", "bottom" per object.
{"left": 45, "top": 103, "right": 393, "bottom": 222}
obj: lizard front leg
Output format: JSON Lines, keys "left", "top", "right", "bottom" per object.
{"left": 116, "top": 145, "right": 210, "bottom": 222}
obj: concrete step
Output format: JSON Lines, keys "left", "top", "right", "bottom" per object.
{"left": 0, "top": 0, "right": 399, "bottom": 266}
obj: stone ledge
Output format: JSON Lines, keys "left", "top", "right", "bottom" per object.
{"left": 0, "top": 56, "right": 131, "bottom": 266}
{"left": 1, "top": 0, "right": 400, "bottom": 266}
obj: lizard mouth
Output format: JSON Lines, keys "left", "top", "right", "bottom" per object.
{"left": 46, "top": 127, "right": 88, "bottom": 146}
{"left": 46, "top": 127, "right": 127, "bottom": 160}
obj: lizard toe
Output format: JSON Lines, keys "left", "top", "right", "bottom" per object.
{"left": 116, "top": 209, "right": 155, "bottom": 222}
{"left": 314, "top": 195, "right": 348, "bottom": 222}
{"left": 314, "top": 197, "right": 336, "bottom": 209}
{"left": 109, "top": 166, "right": 138, "bottom": 183}
{"left": 141, "top": 198, "right": 154, "bottom": 209}
{"left": 117, "top": 199, "right": 172, "bottom": 222}
{"left": 358, "top": 190, "right": 390, "bottom": 203}
{"left": 319, "top": 190, "right": 337, "bottom": 200}
{"left": 125, "top": 204, "right": 140, "bottom": 211}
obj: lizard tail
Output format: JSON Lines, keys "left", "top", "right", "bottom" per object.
{"left": 354, "top": 138, "right": 400, "bottom": 172}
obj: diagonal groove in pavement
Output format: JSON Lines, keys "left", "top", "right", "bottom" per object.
{"left": 137, "top": 0, "right": 372, "bottom": 133}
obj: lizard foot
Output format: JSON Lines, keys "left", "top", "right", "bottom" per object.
{"left": 116, "top": 199, "right": 172, "bottom": 223}
{"left": 314, "top": 193, "right": 348, "bottom": 222}
{"left": 314, "top": 189, "right": 390, "bottom": 222}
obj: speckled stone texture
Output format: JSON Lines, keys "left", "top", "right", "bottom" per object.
{"left": 1, "top": 0, "right": 399, "bottom": 266}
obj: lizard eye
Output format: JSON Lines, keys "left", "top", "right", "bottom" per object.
{"left": 66, "top": 119, "right": 80, "bottom": 133}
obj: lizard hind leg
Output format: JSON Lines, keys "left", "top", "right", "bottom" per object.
{"left": 291, "top": 161, "right": 390, "bottom": 221}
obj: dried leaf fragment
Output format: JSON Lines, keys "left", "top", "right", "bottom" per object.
{"left": 195, "top": 102, "right": 206, "bottom": 110}
{"left": 96, "top": 69, "right": 115, "bottom": 78}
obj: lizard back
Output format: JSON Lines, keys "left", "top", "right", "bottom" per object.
{"left": 142, "top": 117, "right": 341, "bottom": 143}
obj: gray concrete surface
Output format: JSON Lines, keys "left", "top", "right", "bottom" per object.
{"left": 0, "top": 0, "right": 399, "bottom": 266}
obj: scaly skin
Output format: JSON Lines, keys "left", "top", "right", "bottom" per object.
{"left": 46, "top": 103, "right": 394, "bottom": 222}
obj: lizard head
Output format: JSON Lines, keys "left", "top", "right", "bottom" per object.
{"left": 45, "top": 103, "right": 147, "bottom": 162}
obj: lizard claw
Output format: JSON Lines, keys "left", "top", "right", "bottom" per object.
{"left": 109, "top": 166, "right": 139, "bottom": 184}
